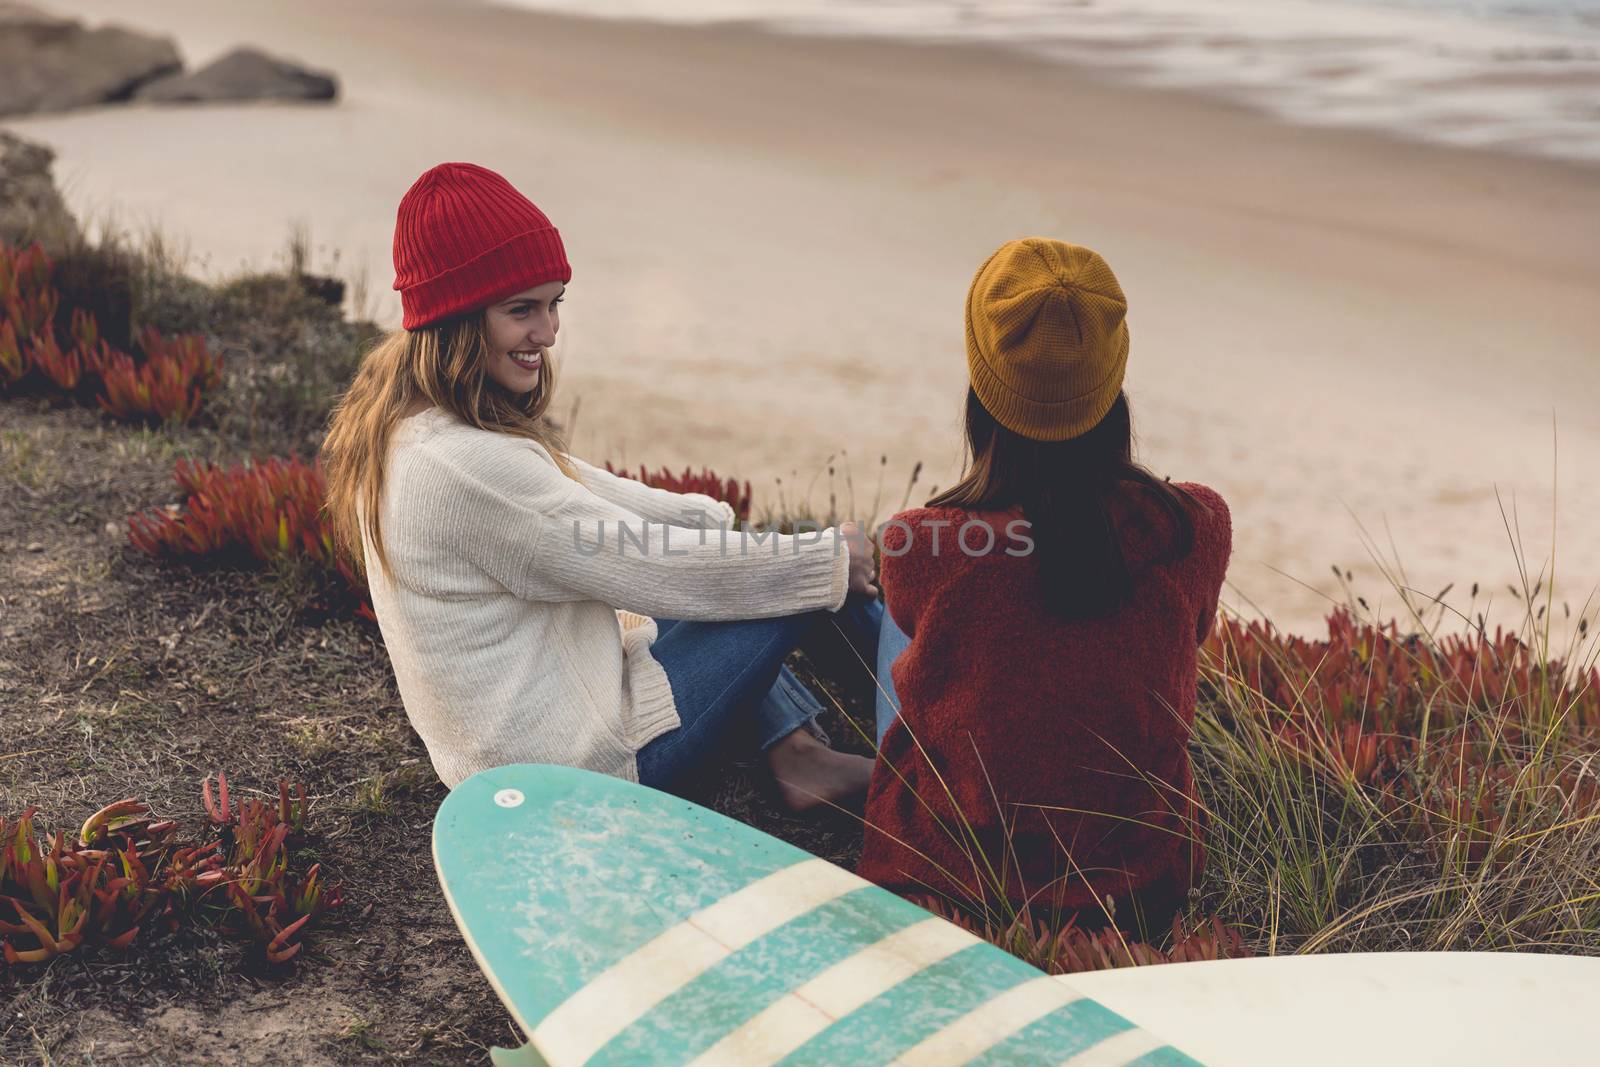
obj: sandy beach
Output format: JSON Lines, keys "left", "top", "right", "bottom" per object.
{"left": 12, "top": 0, "right": 1600, "bottom": 639}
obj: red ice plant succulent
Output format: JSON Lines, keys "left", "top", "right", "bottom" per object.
{"left": 1, "top": 773, "right": 341, "bottom": 969}
{"left": 1203, "top": 605, "right": 1600, "bottom": 871}
{"left": 0, "top": 242, "right": 56, "bottom": 355}
{"left": 605, "top": 462, "right": 754, "bottom": 523}
{"left": 1, "top": 240, "right": 221, "bottom": 422}
{"left": 94, "top": 326, "right": 223, "bottom": 425}
{"left": 1209, "top": 607, "right": 1599, "bottom": 754}
{"left": 26, "top": 330, "right": 83, "bottom": 392}
{"left": 0, "top": 242, "right": 59, "bottom": 388}
{"left": 913, "top": 895, "right": 1250, "bottom": 975}
{"left": 0, "top": 321, "right": 23, "bottom": 386}
{"left": 128, "top": 456, "right": 373, "bottom": 620}
{"left": 201, "top": 772, "right": 339, "bottom": 963}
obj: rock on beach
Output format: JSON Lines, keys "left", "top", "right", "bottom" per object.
{"left": 135, "top": 47, "right": 339, "bottom": 105}
{"left": 0, "top": 129, "right": 80, "bottom": 250}
{"left": 0, "top": 2, "right": 181, "bottom": 118}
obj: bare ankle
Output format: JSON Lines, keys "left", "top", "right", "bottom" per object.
{"left": 766, "top": 724, "right": 824, "bottom": 767}
{"left": 765, "top": 731, "right": 873, "bottom": 815}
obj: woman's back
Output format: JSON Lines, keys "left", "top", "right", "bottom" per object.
{"left": 859, "top": 480, "right": 1232, "bottom": 928}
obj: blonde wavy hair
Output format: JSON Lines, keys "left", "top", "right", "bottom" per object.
{"left": 321, "top": 314, "right": 577, "bottom": 575}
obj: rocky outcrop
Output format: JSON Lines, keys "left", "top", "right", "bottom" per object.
{"left": 135, "top": 47, "right": 339, "bottom": 105}
{"left": 0, "top": 3, "right": 182, "bottom": 118}
{"left": 0, "top": 130, "right": 80, "bottom": 252}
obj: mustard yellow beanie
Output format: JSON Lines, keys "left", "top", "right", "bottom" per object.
{"left": 964, "top": 238, "right": 1130, "bottom": 442}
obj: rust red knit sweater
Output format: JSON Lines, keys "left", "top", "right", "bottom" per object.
{"left": 858, "top": 482, "right": 1232, "bottom": 931}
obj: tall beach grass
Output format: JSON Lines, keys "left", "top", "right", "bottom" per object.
{"left": 804, "top": 484, "right": 1600, "bottom": 971}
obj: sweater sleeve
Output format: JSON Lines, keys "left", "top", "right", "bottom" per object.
{"left": 416, "top": 442, "right": 849, "bottom": 621}
{"left": 563, "top": 454, "right": 738, "bottom": 530}
{"left": 1183, "top": 485, "right": 1233, "bottom": 643}
{"left": 877, "top": 509, "right": 941, "bottom": 638}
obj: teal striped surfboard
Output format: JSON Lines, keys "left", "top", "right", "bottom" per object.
{"left": 433, "top": 764, "right": 1202, "bottom": 1067}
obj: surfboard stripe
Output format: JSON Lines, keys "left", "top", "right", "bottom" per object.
{"left": 1122, "top": 1044, "right": 1204, "bottom": 1066}
{"left": 694, "top": 857, "right": 872, "bottom": 946}
{"left": 963, "top": 997, "right": 1137, "bottom": 1066}
{"left": 685, "top": 918, "right": 983, "bottom": 1067}
{"left": 896, "top": 975, "right": 1085, "bottom": 1067}
{"left": 590, "top": 887, "right": 935, "bottom": 1065}
{"left": 775, "top": 943, "right": 1042, "bottom": 1066}
{"left": 791, "top": 916, "right": 983, "bottom": 1020}
{"left": 1055, "top": 1025, "right": 1173, "bottom": 1066}
{"left": 532, "top": 857, "right": 863, "bottom": 1065}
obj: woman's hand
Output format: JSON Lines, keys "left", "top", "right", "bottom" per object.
{"left": 840, "top": 520, "right": 879, "bottom": 599}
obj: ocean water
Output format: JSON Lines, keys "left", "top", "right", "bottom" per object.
{"left": 493, "top": 0, "right": 1600, "bottom": 163}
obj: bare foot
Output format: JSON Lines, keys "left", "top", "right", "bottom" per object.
{"left": 765, "top": 727, "right": 874, "bottom": 815}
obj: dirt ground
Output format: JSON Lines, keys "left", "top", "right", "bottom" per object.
{"left": 0, "top": 397, "right": 878, "bottom": 1065}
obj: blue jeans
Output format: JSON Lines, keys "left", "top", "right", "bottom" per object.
{"left": 875, "top": 607, "right": 911, "bottom": 746}
{"left": 636, "top": 597, "right": 886, "bottom": 791}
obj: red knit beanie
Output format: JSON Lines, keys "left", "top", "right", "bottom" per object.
{"left": 392, "top": 162, "right": 572, "bottom": 330}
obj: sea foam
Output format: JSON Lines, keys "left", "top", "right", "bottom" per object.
{"left": 492, "top": 0, "right": 1600, "bottom": 163}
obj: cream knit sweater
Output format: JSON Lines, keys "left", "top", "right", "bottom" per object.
{"left": 364, "top": 407, "right": 850, "bottom": 788}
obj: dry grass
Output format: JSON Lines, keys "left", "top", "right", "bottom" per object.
{"left": 1191, "top": 578, "right": 1600, "bottom": 956}
{"left": 808, "top": 475, "right": 1600, "bottom": 973}
{"left": 0, "top": 399, "right": 877, "bottom": 1065}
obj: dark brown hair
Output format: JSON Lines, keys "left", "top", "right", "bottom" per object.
{"left": 927, "top": 388, "right": 1197, "bottom": 619}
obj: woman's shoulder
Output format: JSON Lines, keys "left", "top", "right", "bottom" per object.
{"left": 1116, "top": 479, "right": 1228, "bottom": 528}
{"left": 1171, "top": 481, "right": 1229, "bottom": 520}
{"left": 389, "top": 409, "right": 570, "bottom": 496}
{"left": 878, "top": 505, "right": 1029, "bottom": 571}
{"left": 1170, "top": 481, "right": 1231, "bottom": 550}
{"left": 395, "top": 408, "right": 545, "bottom": 458}
{"left": 394, "top": 406, "right": 475, "bottom": 450}
{"left": 881, "top": 504, "right": 968, "bottom": 533}
{"left": 1159, "top": 481, "right": 1232, "bottom": 577}
{"left": 882, "top": 504, "right": 1010, "bottom": 544}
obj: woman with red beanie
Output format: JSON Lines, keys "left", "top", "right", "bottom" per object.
{"left": 322, "top": 162, "right": 880, "bottom": 810}
{"left": 858, "top": 238, "right": 1233, "bottom": 936}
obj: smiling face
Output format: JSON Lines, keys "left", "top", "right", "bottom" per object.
{"left": 482, "top": 281, "right": 566, "bottom": 396}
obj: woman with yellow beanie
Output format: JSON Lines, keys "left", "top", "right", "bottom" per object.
{"left": 858, "top": 238, "right": 1233, "bottom": 936}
